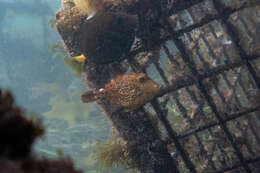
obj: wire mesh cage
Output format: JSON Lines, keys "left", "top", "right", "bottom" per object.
{"left": 56, "top": 0, "right": 260, "bottom": 172}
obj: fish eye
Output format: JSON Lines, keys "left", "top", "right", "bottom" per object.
{"left": 138, "top": 76, "right": 146, "bottom": 83}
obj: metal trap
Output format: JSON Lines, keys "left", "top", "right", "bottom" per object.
{"left": 57, "top": 0, "right": 260, "bottom": 172}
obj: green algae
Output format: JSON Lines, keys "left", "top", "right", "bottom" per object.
{"left": 37, "top": 82, "right": 96, "bottom": 126}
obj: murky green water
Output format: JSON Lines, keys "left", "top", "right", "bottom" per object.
{"left": 0, "top": 1, "right": 114, "bottom": 172}
{"left": 1, "top": 0, "right": 260, "bottom": 173}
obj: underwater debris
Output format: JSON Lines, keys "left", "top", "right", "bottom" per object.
{"left": 81, "top": 73, "right": 161, "bottom": 111}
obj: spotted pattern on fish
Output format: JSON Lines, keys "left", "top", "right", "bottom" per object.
{"left": 81, "top": 73, "right": 161, "bottom": 111}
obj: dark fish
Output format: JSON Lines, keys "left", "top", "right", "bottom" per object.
{"left": 80, "top": 12, "right": 138, "bottom": 64}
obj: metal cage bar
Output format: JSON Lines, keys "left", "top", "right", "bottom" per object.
{"left": 212, "top": 157, "right": 260, "bottom": 173}
{"left": 128, "top": 55, "right": 197, "bottom": 172}
{"left": 56, "top": 0, "right": 260, "bottom": 172}
{"left": 158, "top": 55, "right": 259, "bottom": 97}
{"left": 136, "top": 0, "right": 260, "bottom": 172}
{"left": 127, "top": 0, "right": 260, "bottom": 171}
{"left": 177, "top": 105, "right": 260, "bottom": 139}
{"left": 153, "top": 53, "right": 218, "bottom": 170}
{"left": 161, "top": 4, "right": 253, "bottom": 172}
{"left": 212, "top": 0, "right": 260, "bottom": 89}
{"left": 186, "top": 8, "right": 259, "bottom": 157}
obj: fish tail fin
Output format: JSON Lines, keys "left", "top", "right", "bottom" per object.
{"left": 81, "top": 89, "right": 103, "bottom": 103}
{"left": 63, "top": 57, "right": 84, "bottom": 77}
{"left": 74, "top": 54, "right": 86, "bottom": 63}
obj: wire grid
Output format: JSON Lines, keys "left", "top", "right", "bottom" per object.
{"left": 127, "top": 0, "right": 260, "bottom": 172}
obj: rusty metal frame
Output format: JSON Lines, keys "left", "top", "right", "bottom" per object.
{"left": 56, "top": 0, "right": 260, "bottom": 172}
{"left": 126, "top": 0, "right": 260, "bottom": 172}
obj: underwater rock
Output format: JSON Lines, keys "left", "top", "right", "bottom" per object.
{"left": 81, "top": 73, "right": 161, "bottom": 111}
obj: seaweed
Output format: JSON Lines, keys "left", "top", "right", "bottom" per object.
{"left": 94, "top": 135, "right": 138, "bottom": 172}
{"left": 36, "top": 82, "right": 96, "bottom": 127}
{"left": 48, "top": 42, "right": 66, "bottom": 59}
{"left": 0, "top": 89, "right": 82, "bottom": 173}
{"left": 0, "top": 90, "right": 44, "bottom": 159}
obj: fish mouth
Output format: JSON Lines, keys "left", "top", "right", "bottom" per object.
{"left": 154, "top": 84, "right": 161, "bottom": 90}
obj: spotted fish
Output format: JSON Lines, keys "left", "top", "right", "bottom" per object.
{"left": 81, "top": 73, "right": 161, "bottom": 111}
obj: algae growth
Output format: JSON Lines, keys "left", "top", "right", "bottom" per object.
{"left": 36, "top": 82, "right": 96, "bottom": 127}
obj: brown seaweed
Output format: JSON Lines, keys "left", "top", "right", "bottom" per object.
{"left": 0, "top": 89, "right": 82, "bottom": 173}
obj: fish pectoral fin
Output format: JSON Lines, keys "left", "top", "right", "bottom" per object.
{"left": 74, "top": 54, "right": 86, "bottom": 63}
{"left": 81, "top": 90, "right": 100, "bottom": 103}
{"left": 135, "top": 87, "right": 142, "bottom": 96}
{"left": 63, "top": 57, "right": 84, "bottom": 77}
